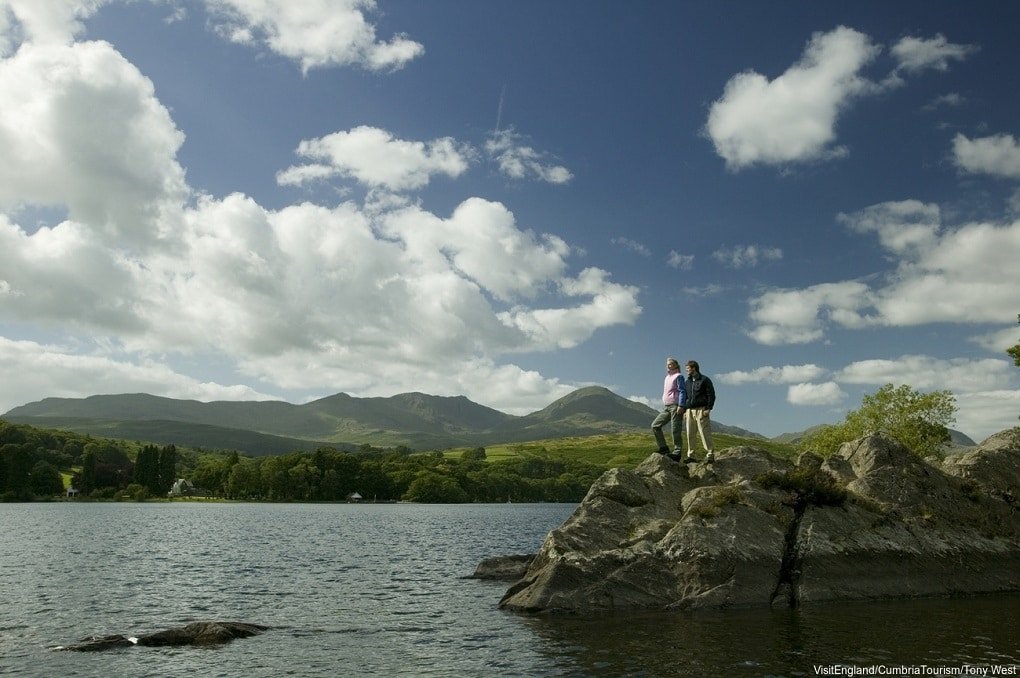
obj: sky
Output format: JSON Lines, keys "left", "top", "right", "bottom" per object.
{"left": 1, "top": 1, "right": 1018, "bottom": 442}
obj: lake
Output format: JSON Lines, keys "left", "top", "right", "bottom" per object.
{"left": 1, "top": 502, "right": 1016, "bottom": 676}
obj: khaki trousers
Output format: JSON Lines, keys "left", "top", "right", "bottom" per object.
{"left": 684, "top": 407, "right": 714, "bottom": 453}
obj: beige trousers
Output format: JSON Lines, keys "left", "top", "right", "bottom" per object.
{"left": 684, "top": 407, "right": 714, "bottom": 453}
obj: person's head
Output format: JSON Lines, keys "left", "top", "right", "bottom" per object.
{"left": 666, "top": 357, "right": 680, "bottom": 372}
{"left": 685, "top": 360, "right": 700, "bottom": 375}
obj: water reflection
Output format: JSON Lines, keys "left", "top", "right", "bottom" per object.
{"left": 518, "top": 596, "right": 1020, "bottom": 677}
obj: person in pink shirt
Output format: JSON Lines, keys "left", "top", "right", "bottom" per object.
{"left": 651, "top": 356, "right": 686, "bottom": 456}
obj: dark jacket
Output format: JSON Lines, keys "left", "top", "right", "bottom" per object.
{"left": 684, "top": 373, "right": 716, "bottom": 410}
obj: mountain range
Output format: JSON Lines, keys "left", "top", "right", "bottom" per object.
{"left": 2, "top": 387, "right": 763, "bottom": 456}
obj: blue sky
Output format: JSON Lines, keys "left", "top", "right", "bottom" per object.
{"left": 1, "top": 1, "right": 1018, "bottom": 441}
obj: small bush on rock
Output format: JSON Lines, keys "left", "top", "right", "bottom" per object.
{"left": 755, "top": 467, "right": 847, "bottom": 509}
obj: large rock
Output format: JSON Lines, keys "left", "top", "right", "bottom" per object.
{"left": 498, "top": 432, "right": 1020, "bottom": 613}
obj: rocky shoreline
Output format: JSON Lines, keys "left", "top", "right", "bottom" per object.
{"left": 485, "top": 430, "right": 1019, "bottom": 613}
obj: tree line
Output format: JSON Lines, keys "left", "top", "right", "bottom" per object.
{"left": 0, "top": 419, "right": 601, "bottom": 503}
{"left": 185, "top": 446, "right": 601, "bottom": 503}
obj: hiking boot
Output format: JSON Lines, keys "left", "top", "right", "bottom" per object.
{"left": 705, "top": 452, "right": 715, "bottom": 463}
{"left": 666, "top": 452, "right": 683, "bottom": 462}
{"left": 684, "top": 455, "right": 697, "bottom": 464}
{"left": 654, "top": 447, "right": 669, "bottom": 455}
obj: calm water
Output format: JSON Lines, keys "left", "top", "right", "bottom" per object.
{"left": 0, "top": 502, "right": 1016, "bottom": 677}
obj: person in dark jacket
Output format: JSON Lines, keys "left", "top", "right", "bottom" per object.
{"left": 682, "top": 360, "right": 716, "bottom": 463}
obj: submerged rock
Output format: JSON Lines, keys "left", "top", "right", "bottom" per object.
{"left": 62, "top": 621, "right": 267, "bottom": 651}
{"left": 496, "top": 432, "right": 1020, "bottom": 613}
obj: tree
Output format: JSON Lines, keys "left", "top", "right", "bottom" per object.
{"left": 403, "top": 471, "right": 468, "bottom": 503}
{"left": 134, "top": 445, "right": 160, "bottom": 492}
{"left": 461, "top": 447, "right": 487, "bottom": 462}
{"left": 800, "top": 383, "right": 956, "bottom": 458}
{"left": 30, "top": 460, "right": 65, "bottom": 497}
{"left": 157, "top": 444, "right": 177, "bottom": 494}
{"left": 1008, "top": 313, "right": 1019, "bottom": 367}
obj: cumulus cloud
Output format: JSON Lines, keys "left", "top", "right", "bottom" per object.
{"left": 485, "top": 129, "right": 573, "bottom": 184}
{"left": 0, "top": 27, "right": 640, "bottom": 417}
{"left": 787, "top": 381, "right": 847, "bottom": 406}
{"left": 705, "top": 26, "right": 879, "bottom": 170}
{"left": 953, "top": 133, "right": 1020, "bottom": 179}
{"left": 719, "top": 364, "right": 828, "bottom": 385}
{"left": 712, "top": 244, "right": 782, "bottom": 268}
{"left": 835, "top": 355, "right": 1013, "bottom": 392}
{"left": 498, "top": 268, "right": 642, "bottom": 350}
{"left": 204, "top": 0, "right": 423, "bottom": 73}
{"left": 0, "top": 41, "right": 187, "bottom": 248}
{"left": 277, "top": 126, "right": 474, "bottom": 193}
{"left": 0, "top": 0, "right": 112, "bottom": 52}
{"left": 890, "top": 34, "right": 977, "bottom": 74}
{"left": 706, "top": 28, "right": 976, "bottom": 171}
{"left": 748, "top": 281, "right": 873, "bottom": 345}
{"left": 954, "top": 390, "right": 1020, "bottom": 443}
{"left": 667, "top": 251, "right": 694, "bottom": 270}
{"left": 748, "top": 201, "right": 1020, "bottom": 343}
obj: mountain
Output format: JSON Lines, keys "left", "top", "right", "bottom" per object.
{"left": 3, "top": 388, "right": 764, "bottom": 454}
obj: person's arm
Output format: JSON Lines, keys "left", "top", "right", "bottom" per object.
{"left": 706, "top": 377, "right": 716, "bottom": 410}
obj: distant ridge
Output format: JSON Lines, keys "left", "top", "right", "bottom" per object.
{"left": 773, "top": 424, "right": 977, "bottom": 449}
{"left": 3, "top": 387, "right": 765, "bottom": 454}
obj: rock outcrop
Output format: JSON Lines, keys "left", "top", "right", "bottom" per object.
{"left": 62, "top": 621, "right": 267, "bottom": 652}
{"left": 498, "top": 431, "right": 1020, "bottom": 613}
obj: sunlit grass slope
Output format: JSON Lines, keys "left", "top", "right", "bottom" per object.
{"left": 444, "top": 430, "right": 797, "bottom": 468}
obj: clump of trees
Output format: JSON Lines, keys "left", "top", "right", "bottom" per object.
{"left": 1, "top": 419, "right": 602, "bottom": 503}
{"left": 185, "top": 446, "right": 601, "bottom": 503}
{"left": 0, "top": 420, "right": 182, "bottom": 501}
{"left": 799, "top": 383, "right": 956, "bottom": 458}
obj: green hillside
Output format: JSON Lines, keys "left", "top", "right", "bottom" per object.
{"left": 446, "top": 430, "right": 797, "bottom": 468}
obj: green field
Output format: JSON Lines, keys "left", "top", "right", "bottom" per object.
{"left": 444, "top": 430, "right": 797, "bottom": 468}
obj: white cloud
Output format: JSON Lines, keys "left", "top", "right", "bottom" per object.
{"left": 498, "top": 268, "right": 642, "bottom": 350}
{"left": 720, "top": 364, "right": 827, "bottom": 385}
{"left": 954, "top": 390, "right": 1020, "bottom": 442}
{"left": 748, "top": 281, "right": 873, "bottom": 345}
{"left": 612, "top": 237, "right": 651, "bottom": 257}
{"left": 0, "top": 41, "right": 187, "bottom": 248}
{"left": 890, "top": 34, "right": 977, "bottom": 74}
{"left": 204, "top": 0, "right": 423, "bottom": 73}
{"left": 970, "top": 326, "right": 1020, "bottom": 354}
{"left": 668, "top": 251, "right": 694, "bottom": 270}
{"left": 0, "top": 336, "right": 276, "bottom": 414}
{"left": 485, "top": 129, "right": 573, "bottom": 184}
{"left": 379, "top": 197, "right": 572, "bottom": 302}
{"left": 838, "top": 199, "right": 940, "bottom": 255}
{"left": 0, "top": 17, "right": 640, "bottom": 416}
{"left": 922, "top": 92, "right": 964, "bottom": 111}
{"left": 749, "top": 202, "right": 1020, "bottom": 343}
{"left": 835, "top": 355, "right": 1013, "bottom": 392}
{"left": 0, "top": 0, "right": 112, "bottom": 53}
{"left": 682, "top": 284, "right": 725, "bottom": 297}
{"left": 712, "top": 244, "right": 782, "bottom": 268}
{"left": 787, "top": 382, "right": 847, "bottom": 406}
{"left": 705, "top": 26, "right": 879, "bottom": 170}
{"left": 953, "top": 133, "right": 1020, "bottom": 179}
{"left": 277, "top": 126, "right": 474, "bottom": 192}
